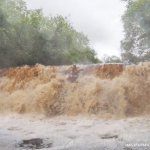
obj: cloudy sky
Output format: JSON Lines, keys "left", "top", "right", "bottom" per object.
{"left": 25, "top": 0, "right": 126, "bottom": 59}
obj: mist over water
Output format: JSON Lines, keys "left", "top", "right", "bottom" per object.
{"left": 0, "top": 63, "right": 150, "bottom": 118}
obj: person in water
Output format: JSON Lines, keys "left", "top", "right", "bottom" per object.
{"left": 67, "top": 65, "right": 82, "bottom": 82}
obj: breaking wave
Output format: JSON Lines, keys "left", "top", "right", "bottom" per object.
{"left": 0, "top": 63, "right": 150, "bottom": 117}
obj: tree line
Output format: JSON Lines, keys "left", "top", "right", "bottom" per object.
{"left": 121, "top": 0, "right": 150, "bottom": 63}
{"left": 0, "top": 0, "right": 99, "bottom": 68}
{"left": 0, "top": 0, "right": 149, "bottom": 68}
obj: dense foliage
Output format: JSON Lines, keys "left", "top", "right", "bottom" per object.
{"left": 0, "top": 0, "right": 99, "bottom": 68}
{"left": 121, "top": 0, "right": 150, "bottom": 63}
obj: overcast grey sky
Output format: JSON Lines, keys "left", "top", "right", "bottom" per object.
{"left": 25, "top": 0, "right": 125, "bottom": 59}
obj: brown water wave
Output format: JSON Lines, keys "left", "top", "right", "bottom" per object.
{"left": 0, "top": 63, "right": 150, "bottom": 117}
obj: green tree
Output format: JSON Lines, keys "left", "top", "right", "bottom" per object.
{"left": 0, "top": 0, "right": 99, "bottom": 68}
{"left": 121, "top": 0, "right": 150, "bottom": 63}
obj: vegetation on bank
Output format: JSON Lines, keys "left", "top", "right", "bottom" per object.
{"left": 0, "top": 0, "right": 99, "bottom": 68}
{"left": 0, "top": 0, "right": 150, "bottom": 68}
{"left": 121, "top": 0, "right": 150, "bottom": 63}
